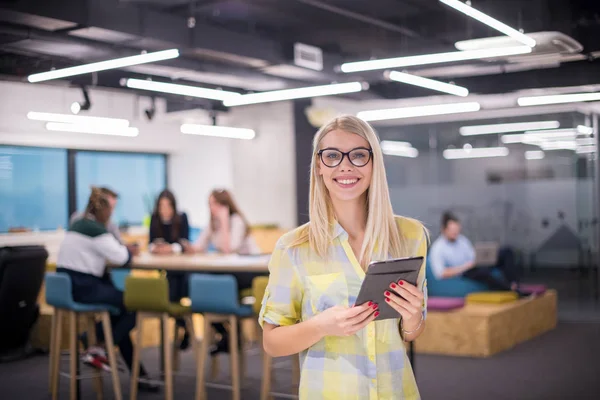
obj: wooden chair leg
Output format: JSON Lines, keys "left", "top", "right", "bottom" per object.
{"left": 69, "top": 311, "right": 78, "bottom": 400}
{"left": 162, "top": 313, "right": 174, "bottom": 400}
{"left": 129, "top": 312, "right": 144, "bottom": 400}
{"left": 87, "top": 315, "right": 104, "bottom": 400}
{"left": 173, "top": 321, "right": 181, "bottom": 372}
{"left": 229, "top": 315, "right": 241, "bottom": 400}
{"left": 101, "top": 312, "right": 122, "bottom": 400}
{"left": 260, "top": 351, "right": 273, "bottom": 400}
{"left": 51, "top": 309, "right": 63, "bottom": 400}
{"left": 210, "top": 321, "right": 219, "bottom": 381}
{"left": 184, "top": 316, "right": 198, "bottom": 361}
{"left": 49, "top": 309, "right": 58, "bottom": 394}
{"left": 195, "top": 315, "right": 210, "bottom": 400}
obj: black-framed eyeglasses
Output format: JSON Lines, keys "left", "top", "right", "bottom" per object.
{"left": 317, "top": 147, "right": 373, "bottom": 168}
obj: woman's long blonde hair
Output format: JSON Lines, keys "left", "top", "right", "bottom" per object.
{"left": 290, "top": 115, "right": 409, "bottom": 267}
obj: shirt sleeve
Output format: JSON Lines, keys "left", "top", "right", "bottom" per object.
{"left": 258, "top": 243, "right": 303, "bottom": 328}
{"left": 229, "top": 214, "right": 247, "bottom": 252}
{"left": 428, "top": 241, "right": 445, "bottom": 280}
{"left": 194, "top": 225, "right": 211, "bottom": 252}
{"left": 94, "top": 233, "right": 131, "bottom": 266}
{"left": 149, "top": 214, "right": 159, "bottom": 244}
{"left": 463, "top": 236, "right": 476, "bottom": 262}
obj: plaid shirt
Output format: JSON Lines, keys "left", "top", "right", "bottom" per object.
{"left": 259, "top": 216, "right": 428, "bottom": 400}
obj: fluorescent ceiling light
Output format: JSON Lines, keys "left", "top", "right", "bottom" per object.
{"left": 501, "top": 131, "right": 576, "bottom": 144}
{"left": 340, "top": 46, "right": 532, "bottom": 73}
{"left": 380, "top": 140, "right": 419, "bottom": 158}
{"left": 525, "top": 150, "right": 545, "bottom": 160}
{"left": 576, "top": 146, "right": 596, "bottom": 154}
{"left": 46, "top": 122, "right": 139, "bottom": 137}
{"left": 358, "top": 102, "right": 480, "bottom": 122}
{"left": 439, "top": 0, "right": 536, "bottom": 47}
{"left": 222, "top": 82, "right": 364, "bottom": 107}
{"left": 28, "top": 49, "right": 179, "bottom": 83}
{"left": 576, "top": 138, "right": 596, "bottom": 146}
{"left": 27, "top": 112, "right": 130, "bottom": 128}
{"left": 539, "top": 141, "right": 577, "bottom": 151}
{"left": 518, "top": 92, "right": 600, "bottom": 106}
{"left": 124, "top": 79, "right": 240, "bottom": 102}
{"left": 460, "top": 120, "right": 560, "bottom": 136}
{"left": 443, "top": 146, "right": 509, "bottom": 159}
{"left": 386, "top": 71, "right": 468, "bottom": 97}
{"left": 180, "top": 124, "right": 255, "bottom": 140}
{"left": 577, "top": 125, "right": 594, "bottom": 135}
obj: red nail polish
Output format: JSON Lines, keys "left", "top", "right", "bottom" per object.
{"left": 399, "top": 281, "right": 404, "bottom": 285}
{"left": 374, "top": 311, "right": 380, "bottom": 317}
{"left": 368, "top": 301, "right": 372, "bottom": 306}
{"left": 391, "top": 283, "right": 397, "bottom": 288}
{"left": 385, "top": 298, "right": 390, "bottom": 302}
{"left": 372, "top": 304, "right": 377, "bottom": 309}
{"left": 385, "top": 291, "right": 391, "bottom": 296}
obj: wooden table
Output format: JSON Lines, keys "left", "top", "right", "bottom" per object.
{"left": 130, "top": 253, "right": 271, "bottom": 273}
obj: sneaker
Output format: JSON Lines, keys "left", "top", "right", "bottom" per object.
{"left": 138, "top": 377, "right": 161, "bottom": 393}
{"left": 87, "top": 346, "right": 108, "bottom": 365}
{"left": 81, "top": 351, "right": 111, "bottom": 372}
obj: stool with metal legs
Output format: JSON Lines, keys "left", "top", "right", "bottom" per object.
{"left": 46, "top": 272, "right": 122, "bottom": 400}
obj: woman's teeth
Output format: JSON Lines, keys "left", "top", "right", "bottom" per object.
{"left": 337, "top": 179, "right": 357, "bottom": 185}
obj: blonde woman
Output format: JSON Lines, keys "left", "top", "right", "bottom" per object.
{"left": 259, "top": 115, "right": 428, "bottom": 399}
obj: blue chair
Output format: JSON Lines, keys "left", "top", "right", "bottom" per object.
{"left": 110, "top": 268, "right": 131, "bottom": 292}
{"left": 425, "top": 256, "right": 501, "bottom": 297}
{"left": 45, "top": 272, "right": 122, "bottom": 400}
{"left": 189, "top": 274, "right": 253, "bottom": 400}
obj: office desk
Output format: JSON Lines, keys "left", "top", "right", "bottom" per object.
{"left": 130, "top": 253, "right": 271, "bottom": 273}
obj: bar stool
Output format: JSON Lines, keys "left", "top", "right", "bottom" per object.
{"left": 46, "top": 272, "right": 122, "bottom": 400}
{"left": 189, "top": 274, "right": 254, "bottom": 400}
{"left": 124, "top": 276, "right": 194, "bottom": 400}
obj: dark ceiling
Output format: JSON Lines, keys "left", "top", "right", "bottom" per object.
{"left": 1, "top": 0, "right": 600, "bottom": 112}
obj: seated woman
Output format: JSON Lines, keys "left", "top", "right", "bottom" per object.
{"left": 194, "top": 189, "right": 262, "bottom": 355}
{"left": 56, "top": 187, "right": 158, "bottom": 392}
{"left": 149, "top": 189, "right": 193, "bottom": 349}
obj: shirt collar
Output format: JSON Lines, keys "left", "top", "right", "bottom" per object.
{"left": 332, "top": 220, "right": 348, "bottom": 240}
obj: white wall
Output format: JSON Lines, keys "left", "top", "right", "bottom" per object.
{"left": 0, "top": 81, "right": 296, "bottom": 229}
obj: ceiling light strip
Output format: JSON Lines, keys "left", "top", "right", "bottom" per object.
{"left": 518, "top": 92, "right": 600, "bottom": 106}
{"left": 180, "top": 124, "right": 256, "bottom": 140}
{"left": 386, "top": 71, "right": 468, "bottom": 97}
{"left": 45, "top": 122, "right": 139, "bottom": 137}
{"left": 340, "top": 46, "right": 532, "bottom": 73}
{"left": 222, "top": 82, "right": 365, "bottom": 107}
{"left": 124, "top": 79, "right": 240, "bottom": 102}
{"left": 459, "top": 120, "right": 560, "bottom": 136}
{"left": 357, "top": 102, "right": 481, "bottom": 122}
{"left": 525, "top": 150, "right": 545, "bottom": 160}
{"left": 443, "top": 146, "right": 509, "bottom": 159}
{"left": 28, "top": 49, "right": 179, "bottom": 83}
{"left": 27, "top": 112, "right": 130, "bottom": 128}
{"left": 439, "top": 0, "right": 536, "bottom": 47}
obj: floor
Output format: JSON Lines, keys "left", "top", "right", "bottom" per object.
{"left": 1, "top": 321, "right": 599, "bottom": 400}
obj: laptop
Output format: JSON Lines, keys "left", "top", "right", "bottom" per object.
{"left": 474, "top": 242, "right": 499, "bottom": 266}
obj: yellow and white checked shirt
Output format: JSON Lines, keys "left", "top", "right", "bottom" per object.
{"left": 259, "top": 216, "right": 428, "bottom": 400}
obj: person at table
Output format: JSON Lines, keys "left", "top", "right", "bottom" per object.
{"left": 194, "top": 188, "right": 262, "bottom": 355}
{"left": 259, "top": 115, "right": 428, "bottom": 400}
{"left": 70, "top": 186, "right": 122, "bottom": 243}
{"left": 56, "top": 187, "right": 158, "bottom": 392}
{"left": 149, "top": 189, "right": 193, "bottom": 349}
{"left": 429, "top": 211, "right": 520, "bottom": 292}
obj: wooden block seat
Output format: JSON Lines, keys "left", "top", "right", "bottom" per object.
{"left": 414, "top": 289, "right": 557, "bottom": 357}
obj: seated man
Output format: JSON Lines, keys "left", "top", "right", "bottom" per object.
{"left": 56, "top": 187, "right": 158, "bottom": 392}
{"left": 429, "top": 212, "right": 519, "bottom": 292}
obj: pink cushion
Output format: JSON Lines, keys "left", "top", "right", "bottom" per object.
{"left": 518, "top": 284, "right": 547, "bottom": 295}
{"left": 428, "top": 297, "right": 465, "bottom": 311}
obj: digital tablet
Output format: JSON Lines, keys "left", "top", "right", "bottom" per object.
{"left": 354, "top": 256, "right": 423, "bottom": 321}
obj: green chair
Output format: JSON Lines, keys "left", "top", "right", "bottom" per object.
{"left": 124, "top": 276, "right": 194, "bottom": 400}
